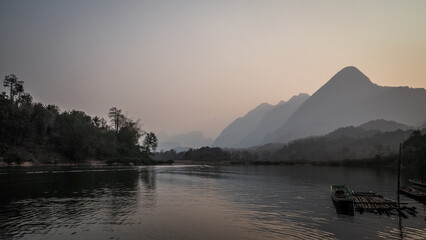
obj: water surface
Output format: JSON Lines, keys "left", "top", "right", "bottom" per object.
{"left": 0, "top": 165, "right": 425, "bottom": 239}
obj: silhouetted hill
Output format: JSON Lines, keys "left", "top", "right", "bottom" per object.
{"left": 358, "top": 119, "right": 413, "bottom": 132}
{"left": 169, "top": 131, "right": 212, "bottom": 147}
{"left": 157, "top": 141, "right": 182, "bottom": 152}
{"left": 267, "top": 129, "right": 412, "bottom": 162}
{"left": 158, "top": 131, "right": 212, "bottom": 151}
{"left": 326, "top": 119, "right": 412, "bottom": 139}
{"left": 237, "top": 93, "right": 309, "bottom": 148}
{"left": 263, "top": 66, "right": 426, "bottom": 144}
{"left": 245, "top": 120, "right": 418, "bottom": 162}
{"left": 212, "top": 103, "right": 274, "bottom": 147}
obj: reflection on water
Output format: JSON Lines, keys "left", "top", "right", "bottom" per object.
{"left": 0, "top": 165, "right": 425, "bottom": 240}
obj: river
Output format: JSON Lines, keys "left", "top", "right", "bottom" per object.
{"left": 0, "top": 165, "right": 425, "bottom": 239}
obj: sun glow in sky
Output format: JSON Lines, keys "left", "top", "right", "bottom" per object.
{"left": 1, "top": 0, "right": 426, "bottom": 138}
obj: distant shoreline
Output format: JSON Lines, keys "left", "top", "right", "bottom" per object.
{"left": 0, "top": 159, "right": 107, "bottom": 168}
{"left": 0, "top": 157, "right": 398, "bottom": 169}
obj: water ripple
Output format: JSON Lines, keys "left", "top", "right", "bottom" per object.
{"left": 0, "top": 165, "right": 425, "bottom": 240}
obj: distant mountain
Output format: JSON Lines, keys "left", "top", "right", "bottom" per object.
{"left": 327, "top": 119, "right": 412, "bottom": 139}
{"left": 254, "top": 119, "right": 413, "bottom": 154}
{"left": 263, "top": 66, "right": 426, "bottom": 144}
{"left": 168, "top": 131, "right": 213, "bottom": 147}
{"left": 237, "top": 93, "right": 309, "bottom": 148}
{"left": 212, "top": 93, "right": 310, "bottom": 148}
{"left": 266, "top": 129, "right": 413, "bottom": 162}
{"left": 358, "top": 119, "right": 413, "bottom": 132}
{"left": 250, "top": 120, "right": 416, "bottom": 162}
{"left": 212, "top": 103, "right": 274, "bottom": 148}
{"left": 157, "top": 131, "right": 212, "bottom": 151}
{"left": 157, "top": 141, "right": 182, "bottom": 152}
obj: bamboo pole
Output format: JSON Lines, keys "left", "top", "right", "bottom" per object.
{"left": 397, "top": 143, "right": 402, "bottom": 205}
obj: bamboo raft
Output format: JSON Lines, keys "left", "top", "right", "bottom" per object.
{"left": 352, "top": 192, "right": 417, "bottom": 217}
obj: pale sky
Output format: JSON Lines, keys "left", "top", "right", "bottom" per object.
{"left": 1, "top": 0, "right": 426, "bottom": 138}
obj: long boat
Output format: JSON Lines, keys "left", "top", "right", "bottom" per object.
{"left": 408, "top": 179, "right": 426, "bottom": 187}
{"left": 331, "top": 185, "right": 354, "bottom": 214}
{"left": 399, "top": 186, "right": 426, "bottom": 201}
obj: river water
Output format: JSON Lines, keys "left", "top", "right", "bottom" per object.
{"left": 0, "top": 165, "right": 425, "bottom": 239}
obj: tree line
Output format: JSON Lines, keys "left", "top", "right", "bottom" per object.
{"left": 1, "top": 74, "right": 157, "bottom": 165}
{"left": 155, "top": 127, "right": 426, "bottom": 177}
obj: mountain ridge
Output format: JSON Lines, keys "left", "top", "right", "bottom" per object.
{"left": 262, "top": 67, "right": 426, "bottom": 144}
{"left": 211, "top": 103, "right": 274, "bottom": 147}
{"left": 214, "top": 66, "right": 426, "bottom": 148}
{"left": 237, "top": 93, "right": 309, "bottom": 148}
{"left": 158, "top": 131, "right": 212, "bottom": 151}
{"left": 212, "top": 94, "right": 309, "bottom": 148}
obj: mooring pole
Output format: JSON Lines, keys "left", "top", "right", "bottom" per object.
{"left": 397, "top": 143, "right": 403, "bottom": 237}
{"left": 397, "top": 143, "right": 402, "bottom": 204}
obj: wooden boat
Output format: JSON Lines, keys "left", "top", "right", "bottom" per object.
{"left": 408, "top": 179, "right": 426, "bottom": 187}
{"left": 331, "top": 185, "right": 354, "bottom": 214}
{"left": 399, "top": 186, "right": 426, "bottom": 201}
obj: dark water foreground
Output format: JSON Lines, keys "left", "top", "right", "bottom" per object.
{"left": 0, "top": 165, "right": 425, "bottom": 240}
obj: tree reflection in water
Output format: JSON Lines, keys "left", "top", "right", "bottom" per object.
{"left": 0, "top": 166, "right": 157, "bottom": 239}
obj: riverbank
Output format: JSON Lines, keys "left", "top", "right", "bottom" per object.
{"left": 0, "top": 159, "right": 108, "bottom": 167}
{"left": 0, "top": 157, "right": 396, "bottom": 168}
{"left": 0, "top": 153, "right": 414, "bottom": 174}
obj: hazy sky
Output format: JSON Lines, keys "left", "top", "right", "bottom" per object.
{"left": 1, "top": 0, "right": 426, "bottom": 138}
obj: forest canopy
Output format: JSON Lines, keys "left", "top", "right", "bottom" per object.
{"left": 0, "top": 74, "right": 157, "bottom": 165}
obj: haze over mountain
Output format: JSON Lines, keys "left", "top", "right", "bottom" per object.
{"left": 214, "top": 66, "right": 426, "bottom": 149}
{"left": 262, "top": 66, "right": 426, "bottom": 144}
{"left": 211, "top": 103, "right": 274, "bottom": 148}
{"left": 237, "top": 93, "right": 309, "bottom": 148}
{"left": 267, "top": 121, "right": 415, "bottom": 162}
{"left": 326, "top": 119, "right": 413, "bottom": 140}
{"left": 157, "top": 131, "right": 212, "bottom": 151}
{"left": 243, "top": 119, "right": 417, "bottom": 163}
{"left": 212, "top": 93, "right": 309, "bottom": 148}
{"left": 358, "top": 119, "right": 413, "bottom": 132}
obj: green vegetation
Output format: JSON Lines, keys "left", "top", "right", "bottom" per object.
{"left": 225, "top": 126, "right": 415, "bottom": 164}
{"left": 263, "top": 130, "right": 410, "bottom": 162}
{"left": 154, "top": 147, "right": 230, "bottom": 162}
{"left": 248, "top": 154, "right": 399, "bottom": 167}
{"left": 155, "top": 129, "right": 426, "bottom": 171}
{"left": 183, "top": 147, "right": 230, "bottom": 162}
{"left": 1, "top": 74, "right": 157, "bottom": 165}
{"left": 402, "top": 130, "right": 426, "bottom": 179}
{"left": 3, "top": 73, "right": 424, "bottom": 171}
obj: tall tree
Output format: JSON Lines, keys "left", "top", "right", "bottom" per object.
{"left": 108, "top": 107, "right": 125, "bottom": 133}
{"left": 3, "top": 74, "right": 24, "bottom": 101}
{"left": 142, "top": 132, "right": 158, "bottom": 155}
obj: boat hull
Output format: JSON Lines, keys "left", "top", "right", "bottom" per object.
{"left": 330, "top": 185, "right": 354, "bottom": 215}
{"left": 331, "top": 198, "right": 354, "bottom": 215}
{"left": 400, "top": 186, "right": 426, "bottom": 202}
{"left": 408, "top": 179, "right": 426, "bottom": 187}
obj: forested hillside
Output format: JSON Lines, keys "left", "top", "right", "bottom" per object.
{"left": 0, "top": 74, "right": 157, "bottom": 165}
{"left": 243, "top": 120, "right": 418, "bottom": 162}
